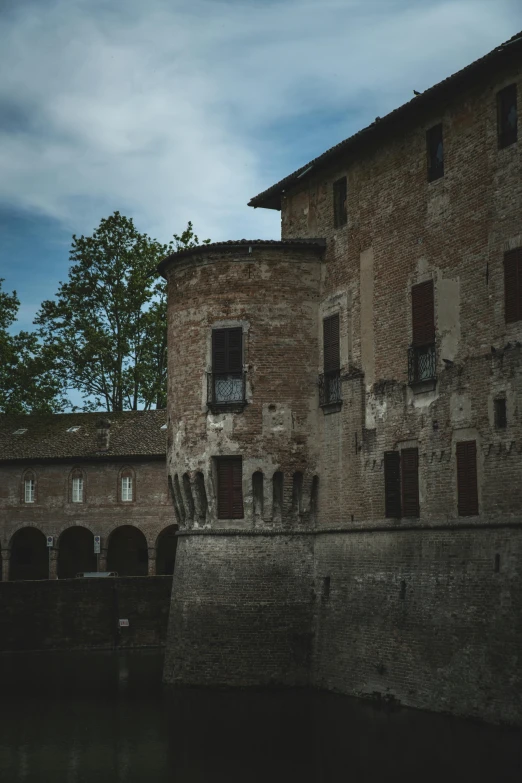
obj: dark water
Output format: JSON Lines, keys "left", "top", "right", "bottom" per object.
{"left": 0, "top": 650, "right": 520, "bottom": 783}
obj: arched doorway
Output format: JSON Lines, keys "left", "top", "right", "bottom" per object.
{"left": 107, "top": 525, "right": 148, "bottom": 576}
{"left": 9, "top": 527, "right": 48, "bottom": 581}
{"left": 58, "top": 526, "right": 96, "bottom": 579}
{"left": 156, "top": 525, "right": 178, "bottom": 575}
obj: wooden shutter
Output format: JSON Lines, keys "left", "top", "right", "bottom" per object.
{"left": 323, "top": 314, "right": 340, "bottom": 374}
{"left": 212, "top": 328, "right": 243, "bottom": 373}
{"left": 217, "top": 457, "right": 243, "bottom": 519}
{"left": 504, "top": 249, "right": 522, "bottom": 323}
{"left": 401, "top": 448, "right": 419, "bottom": 518}
{"left": 426, "top": 124, "right": 444, "bottom": 181}
{"left": 411, "top": 281, "right": 435, "bottom": 346}
{"left": 384, "top": 451, "right": 401, "bottom": 518}
{"left": 456, "top": 441, "right": 478, "bottom": 516}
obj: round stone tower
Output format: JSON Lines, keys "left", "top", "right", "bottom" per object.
{"left": 159, "top": 239, "right": 324, "bottom": 687}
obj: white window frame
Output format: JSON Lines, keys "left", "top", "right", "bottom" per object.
{"left": 24, "top": 478, "right": 35, "bottom": 503}
{"left": 72, "top": 476, "right": 84, "bottom": 503}
{"left": 121, "top": 475, "right": 133, "bottom": 502}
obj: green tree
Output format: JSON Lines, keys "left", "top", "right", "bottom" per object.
{"left": 0, "top": 279, "right": 66, "bottom": 414}
{"left": 35, "top": 212, "right": 209, "bottom": 411}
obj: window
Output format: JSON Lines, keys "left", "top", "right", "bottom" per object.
{"left": 333, "top": 177, "right": 347, "bottom": 228}
{"left": 210, "top": 327, "right": 244, "bottom": 405}
{"left": 494, "top": 398, "right": 507, "bottom": 429}
{"left": 384, "top": 448, "right": 419, "bottom": 519}
{"left": 504, "top": 248, "right": 522, "bottom": 323}
{"left": 456, "top": 441, "right": 479, "bottom": 516}
{"left": 497, "top": 84, "right": 517, "bottom": 148}
{"left": 121, "top": 473, "right": 133, "bottom": 502}
{"left": 408, "top": 280, "right": 436, "bottom": 384}
{"left": 72, "top": 472, "right": 84, "bottom": 503}
{"left": 320, "top": 314, "right": 341, "bottom": 405}
{"left": 24, "top": 477, "right": 35, "bottom": 504}
{"left": 426, "top": 124, "right": 444, "bottom": 182}
{"left": 216, "top": 457, "right": 243, "bottom": 519}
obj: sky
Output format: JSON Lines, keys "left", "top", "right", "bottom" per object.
{"left": 1, "top": 0, "right": 521, "bottom": 332}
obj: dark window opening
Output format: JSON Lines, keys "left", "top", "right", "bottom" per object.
{"left": 494, "top": 398, "right": 507, "bottom": 429}
{"left": 385, "top": 448, "right": 419, "bottom": 519}
{"left": 399, "top": 580, "right": 407, "bottom": 600}
{"left": 497, "top": 84, "right": 517, "bottom": 149}
{"left": 409, "top": 281, "right": 436, "bottom": 384}
{"left": 320, "top": 313, "right": 341, "bottom": 405}
{"left": 494, "top": 553, "right": 501, "bottom": 573}
{"left": 209, "top": 327, "right": 245, "bottom": 407}
{"left": 427, "top": 124, "right": 444, "bottom": 181}
{"left": 333, "top": 177, "right": 347, "bottom": 228}
{"left": 504, "top": 248, "right": 522, "bottom": 323}
{"left": 456, "top": 440, "right": 479, "bottom": 517}
{"left": 401, "top": 448, "right": 420, "bottom": 518}
{"left": 216, "top": 457, "right": 244, "bottom": 519}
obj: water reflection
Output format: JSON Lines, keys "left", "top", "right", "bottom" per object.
{"left": 0, "top": 650, "right": 520, "bottom": 783}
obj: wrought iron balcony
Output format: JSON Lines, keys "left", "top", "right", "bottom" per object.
{"left": 207, "top": 372, "right": 247, "bottom": 412}
{"left": 408, "top": 344, "right": 436, "bottom": 385}
{"left": 319, "top": 371, "right": 342, "bottom": 407}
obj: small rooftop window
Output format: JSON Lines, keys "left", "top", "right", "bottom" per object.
{"left": 161, "top": 424, "right": 167, "bottom": 431}
{"left": 13, "top": 428, "right": 27, "bottom": 435}
{"left": 67, "top": 426, "right": 81, "bottom": 433}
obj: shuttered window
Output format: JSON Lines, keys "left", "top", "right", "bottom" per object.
{"left": 411, "top": 281, "right": 435, "bottom": 346}
{"left": 333, "top": 177, "right": 347, "bottom": 228}
{"left": 504, "top": 248, "right": 522, "bottom": 323}
{"left": 212, "top": 328, "right": 243, "bottom": 374}
{"left": 384, "top": 451, "right": 401, "bottom": 518}
{"left": 497, "top": 84, "right": 517, "bottom": 149}
{"left": 427, "top": 124, "right": 444, "bottom": 181}
{"left": 456, "top": 441, "right": 479, "bottom": 516}
{"left": 216, "top": 457, "right": 244, "bottom": 519}
{"left": 401, "top": 448, "right": 419, "bottom": 518}
{"left": 323, "top": 314, "right": 340, "bottom": 374}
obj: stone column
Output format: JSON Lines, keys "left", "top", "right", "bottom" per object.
{"left": 1, "top": 549, "right": 10, "bottom": 582}
{"left": 99, "top": 548, "right": 108, "bottom": 573}
{"left": 48, "top": 548, "right": 58, "bottom": 580}
{"left": 147, "top": 547, "right": 157, "bottom": 576}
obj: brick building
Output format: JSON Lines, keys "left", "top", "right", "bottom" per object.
{"left": 160, "top": 32, "right": 522, "bottom": 725}
{"left": 0, "top": 410, "right": 177, "bottom": 581}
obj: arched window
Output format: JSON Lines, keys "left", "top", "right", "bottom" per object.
{"left": 71, "top": 468, "right": 84, "bottom": 503}
{"left": 119, "top": 467, "right": 135, "bottom": 503}
{"left": 22, "top": 470, "right": 36, "bottom": 504}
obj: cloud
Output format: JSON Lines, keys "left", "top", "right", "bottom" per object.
{"left": 0, "top": 0, "right": 520, "bottom": 245}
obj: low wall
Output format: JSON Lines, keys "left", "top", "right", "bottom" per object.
{"left": 0, "top": 576, "right": 172, "bottom": 652}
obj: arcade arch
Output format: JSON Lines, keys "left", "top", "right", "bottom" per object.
{"left": 9, "top": 527, "right": 48, "bottom": 581}
{"left": 106, "top": 525, "right": 148, "bottom": 576}
{"left": 57, "top": 526, "right": 96, "bottom": 578}
{"left": 156, "top": 525, "right": 178, "bottom": 575}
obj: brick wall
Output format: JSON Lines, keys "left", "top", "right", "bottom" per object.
{"left": 0, "top": 576, "right": 172, "bottom": 651}
{"left": 313, "top": 528, "right": 522, "bottom": 726}
{"left": 163, "top": 532, "right": 315, "bottom": 687}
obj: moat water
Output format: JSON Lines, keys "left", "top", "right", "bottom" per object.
{"left": 0, "top": 650, "right": 520, "bottom": 783}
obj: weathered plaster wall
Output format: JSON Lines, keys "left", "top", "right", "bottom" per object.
{"left": 165, "top": 245, "right": 323, "bottom": 529}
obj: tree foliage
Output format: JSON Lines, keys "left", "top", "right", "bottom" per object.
{"left": 0, "top": 279, "right": 66, "bottom": 414}
{"left": 35, "top": 212, "right": 209, "bottom": 412}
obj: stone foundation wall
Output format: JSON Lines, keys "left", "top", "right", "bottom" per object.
{"left": 163, "top": 532, "right": 315, "bottom": 687}
{"left": 313, "top": 526, "right": 522, "bottom": 725}
{"left": 0, "top": 576, "right": 172, "bottom": 652}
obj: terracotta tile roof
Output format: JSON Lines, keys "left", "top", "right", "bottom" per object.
{"left": 248, "top": 30, "right": 522, "bottom": 210}
{"left": 0, "top": 410, "right": 167, "bottom": 463}
{"left": 157, "top": 238, "right": 325, "bottom": 276}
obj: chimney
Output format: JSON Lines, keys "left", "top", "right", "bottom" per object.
{"left": 96, "top": 418, "right": 111, "bottom": 451}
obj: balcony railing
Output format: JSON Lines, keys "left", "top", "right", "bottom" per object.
{"left": 207, "top": 372, "right": 247, "bottom": 411}
{"left": 319, "top": 371, "right": 342, "bottom": 407}
{"left": 408, "top": 344, "right": 436, "bottom": 385}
